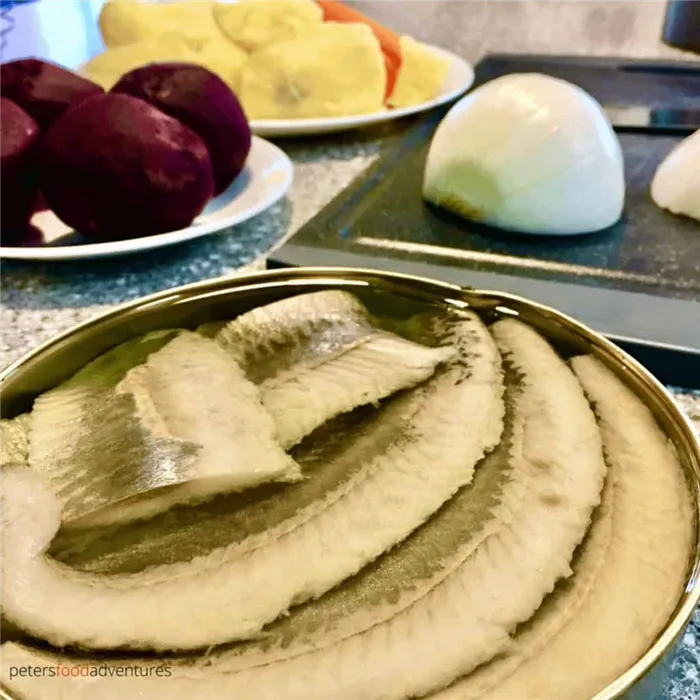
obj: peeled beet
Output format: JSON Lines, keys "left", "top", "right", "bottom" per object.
{"left": 1, "top": 59, "right": 104, "bottom": 129}
{"left": 112, "top": 62, "right": 251, "bottom": 194}
{"left": 39, "top": 93, "right": 215, "bottom": 241}
{"left": 1, "top": 98, "right": 40, "bottom": 240}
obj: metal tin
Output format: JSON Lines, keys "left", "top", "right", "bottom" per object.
{"left": 1, "top": 266, "right": 698, "bottom": 700}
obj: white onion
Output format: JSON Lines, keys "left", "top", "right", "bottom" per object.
{"left": 423, "top": 73, "right": 625, "bottom": 236}
{"left": 650, "top": 128, "right": 700, "bottom": 222}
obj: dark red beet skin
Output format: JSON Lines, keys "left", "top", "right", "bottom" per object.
{"left": 31, "top": 190, "right": 50, "bottom": 215}
{"left": 112, "top": 63, "right": 251, "bottom": 194}
{"left": 1, "top": 58, "right": 104, "bottom": 130}
{"left": 39, "top": 93, "right": 215, "bottom": 241}
{"left": 1, "top": 97, "right": 41, "bottom": 240}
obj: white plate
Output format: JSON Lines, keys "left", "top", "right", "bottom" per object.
{"left": 0, "top": 137, "right": 293, "bottom": 261}
{"left": 250, "top": 46, "right": 474, "bottom": 138}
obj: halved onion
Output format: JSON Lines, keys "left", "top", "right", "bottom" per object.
{"left": 423, "top": 73, "right": 625, "bottom": 236}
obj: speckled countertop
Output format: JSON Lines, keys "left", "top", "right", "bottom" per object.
{"left": 1, "top": 1, "right": 698, "bottom": 697}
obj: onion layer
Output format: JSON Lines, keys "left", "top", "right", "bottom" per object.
{"left": 651, "top": 128, "right": 700, "bottom": 222}
{"left": 423, "top": 73, "right": 625, "bottom": 236}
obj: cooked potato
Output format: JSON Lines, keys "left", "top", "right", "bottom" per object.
{"left": 213, "top": 0, "right": 322, "bottom": 52}
{"left": 239, "top": 22, "right": 385, "bottom": 119}
{"left": 152, "top": 1, "right": 221, "bottom": 47}
{"left": 100, "top": 1, "right": 220, "bottom": 48}
{"left": 99, "top": 0, "right": 159, "bottom": 47}
{"left": 81, "top": 35, "right": 197, "bottom": 89}
{"left": 97, "top": 1, "right": 247, "bottom": 91}
{"left": 189, "top": 35, "right": 248, "bottom": 92}
{"left": 388, "top": 36, "right": 449, "bottom": 108}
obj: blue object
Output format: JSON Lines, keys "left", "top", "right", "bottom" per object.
{"left": 0, "top": 0, "right": 105, "bottom": 67}
{"left": 1, "top": 3, "right": 15, "bottom": 50}
{"left": 1, "top": 1, "right": 41, "bottom": 8}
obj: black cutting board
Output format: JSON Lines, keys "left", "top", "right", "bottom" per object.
{"left": 271, "top": 56, "right": 700, "bottom": 386}
{"left": 284, "top": 118, "right": 699, "bottom": 300}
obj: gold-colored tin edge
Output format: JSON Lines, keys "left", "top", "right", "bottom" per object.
{"left": 1, "top": 266, "right": 698, "bottom": 700}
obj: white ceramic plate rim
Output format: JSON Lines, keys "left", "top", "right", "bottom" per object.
{"left": 249, "top": 45, "right": 474, "bottom": 137}
{"left": 0, "top": 136, "right": 293, "bottom": 261}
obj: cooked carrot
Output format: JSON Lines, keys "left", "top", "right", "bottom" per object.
{"left": 380, "top": 50, "right": 402, "bottom": 103}
{"left": 317, "top": 0, "right": 402, "bottom": 101}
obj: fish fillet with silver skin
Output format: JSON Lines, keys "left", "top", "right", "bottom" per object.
{"left": 48, "top": 294, "right": 454, "bottom": 572}
{"left": 428, "top": 357, "right": 693, "bottom": 699}
{"left": 0, "top": 309, "right": 504, "bottom": 653}
{"left": 429, "top": 461, "right": 615, "bottom": 699}
{"left": 0, "top": 320, "right": 609, "bottom": 699}
{"left": 27, "top": 332, "right": 300, "bottom": 528}
{"left": 455, "top": 356, "right": 691, "bottom": 700}
{"left": 23, "top": 291, "right": 446, "bottom": 529}
{"left": 215, "top": 290, "right": 455, "bottom": 449}
{"left": 26, "top": 329, "right": 182, "bottom": 524}
{"left": 114, "top": 322, "right": 605, "bottom": 679}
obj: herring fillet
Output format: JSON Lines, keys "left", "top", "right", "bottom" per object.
{"left": 49, "top": 408, "right": 383, "bottom": 573}
{"left": 30, "top": 332, "right": 300, "bottom": 529}
{"left": 160, "top": 355, "right": 524, "bottom": 672}
{"left": 26, "top": 330, "right": 185, "bottom": 524}
{"left": 1, "top": 414, "right": 31, "bottom": 467}
{"left": 430, "top": 472, "right": 614, "bottom": 700}
{"left": 215, "top": 290, "right": 376, "bottom": 384}
{"left": 451, "top": 355, "right": 693, "bottom": 700}
{"left": 95, "top": 332, "right": 301, "bottom": 525}
{"left": 0, "top": 319, "right": 610, "bottom": 700}
{"left": 0, "top": 402, "right": 31, "bottom": 670}
{"left": 173, "top": 319, "right": 604, "bottom": 700}
{"left": 216, "top": 290, "right": 453, "bottom": 449}
{"left": 199, "top": 361, "right": 611, "bottom": 682}
{"left": 0, "top": 310, "right": 504, "bottom": 652}
{"left": 263, "top": 334, "right": 454, "bottom": 449}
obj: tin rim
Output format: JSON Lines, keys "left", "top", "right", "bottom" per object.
{"left": 1, "top": 266, "right": 699, "bottom": 700}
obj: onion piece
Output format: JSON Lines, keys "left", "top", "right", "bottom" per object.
{"left": 650, "top": 128, "right": 700, "bottom": 222}
{"left": 423, "top": 73, "right": 625, "bottom": 236}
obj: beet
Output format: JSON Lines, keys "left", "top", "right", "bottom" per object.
{"left": 1, "top": 59, "right": 104, "bottom": 130}
{"left": 112, "top": 63, "right": 251, "bottom": 194}
{"left": 31, "top": 190, "right": 50, "bottom": 215}
{"left": 1, "top": 98, "right": 41, "bottom": 241}
{"left": 39, "top": 93, "right": 215, "bottom": 241}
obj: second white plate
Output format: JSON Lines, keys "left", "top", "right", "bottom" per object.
{"left": 250, "top": 46, "right": 474, "bottom": 138}
{"left": 0, "top": 136, "right": 293, "bottom": 261}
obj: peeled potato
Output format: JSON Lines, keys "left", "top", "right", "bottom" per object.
{"left": 150, "top": 1, "right": 221, "bottom": 47}
{"left": 99, "top": 0, "right": 153, "bottom": 47}
{"left": 389, "top": 36, "right": 449, "bottom": 108}
{"left": 239, "top": 22, "right": 385, "bottom": 119}
{"left": 100, "top": 1, "right": 226, "bottom": 49}
{"left": 189, "top": 35, "right": 248, "bottom": 92}
{"left": 213, "top": 0, "right": 322, "bottom": 53}
{"left": 82, "top": 35, "right": 197, "bottom": 89}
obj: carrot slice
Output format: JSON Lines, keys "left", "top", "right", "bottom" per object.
{"left": 317, "top": 0, "right": 402, "bottom": 100}
{"left": 381, "top": 51, "right": 402, "bottom": 103}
